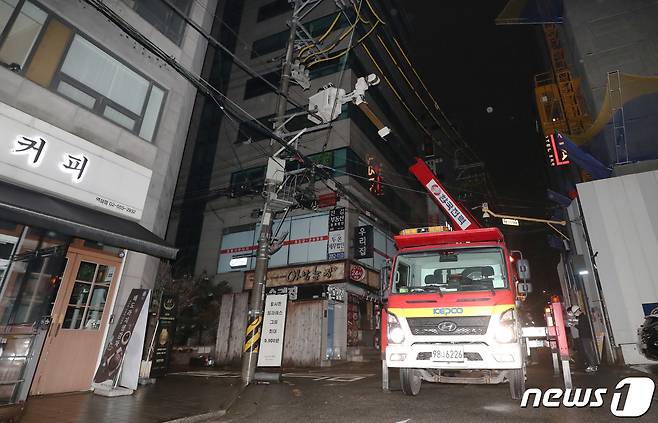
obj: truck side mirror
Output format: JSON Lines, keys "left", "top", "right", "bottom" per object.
{"left": 517, "top": 282, "right": 533, "bottom": 295}
{"left": 379, "top": 265, "right": 390, "bottom": 301}
{"left": 516, "top": 258, "right": 531, "bottom": 281}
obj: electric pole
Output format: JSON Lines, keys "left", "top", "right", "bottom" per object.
{"left": 240, "top": 0, "right": 300, "bottom": 386}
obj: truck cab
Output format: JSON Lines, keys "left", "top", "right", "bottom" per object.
{"left": 382, "top": 226, "right": 529, "bottom": 398}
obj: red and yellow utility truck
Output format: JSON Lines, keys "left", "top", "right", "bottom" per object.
{"left": 380, "top": 159, "right": 531, "bottom": 399}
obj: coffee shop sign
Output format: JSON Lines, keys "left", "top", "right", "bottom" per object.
{"left": 12, "top": 136, "right": 90, "bottom": 182}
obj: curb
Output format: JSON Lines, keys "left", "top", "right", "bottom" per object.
{"left": 162, "top": 384, "right": 245, "bottom": 423}
{"left": 163, "top": 410, "right": 227, "bottom": 423}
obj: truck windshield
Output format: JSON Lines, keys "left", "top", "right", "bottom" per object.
{"left": 391, "top": 248, "right": 508, "bottom": 294}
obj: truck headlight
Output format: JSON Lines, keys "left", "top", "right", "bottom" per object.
{"left": 495, "top": 308, "right": 517, "bottom": 344}
{"left": 388, "top": 313, "right": 405, "bottom": 344}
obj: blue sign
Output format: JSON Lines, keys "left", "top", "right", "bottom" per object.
{"left": 642, "top": 302, "right": 658, "bottom": 316}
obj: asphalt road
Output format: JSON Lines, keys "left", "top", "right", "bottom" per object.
{"left": 218, "top": 361, "right": 658, "bottom": 423}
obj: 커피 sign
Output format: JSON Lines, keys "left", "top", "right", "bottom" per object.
{"left": 0, "top": 102, "right": 151, "bottom": 220}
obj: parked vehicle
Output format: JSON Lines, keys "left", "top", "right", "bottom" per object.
{"left": 380, "top": 158, "right": 532, "bottom": 400}
{"left": 639, "top": 313, "right": 658, "bottom": 361}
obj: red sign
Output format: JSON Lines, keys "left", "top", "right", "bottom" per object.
{"left": 350, "top": 264, "right": 366, "bottom": 282}
{"left": 409, "top": 158, "right": 480, "bottom": 231}
{"left": 220, "top": 235, "right": 328, "bottom": 254}
{"left": 318, "top": 192, "right": 338, "bottom": 208}
{"left": 367, "top": 156, "right": 383, "bottom": 196}
{"left": 545, "top": 133, "right": 570, "bottom": 167}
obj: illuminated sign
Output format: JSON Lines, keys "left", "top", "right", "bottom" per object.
{"left": 367, "top": 156, "right": 383, "bottom": 196}
{"left": 1, "top": 102, "right": 151, "bottom": 220}
{"left": 545, "top": 133, "right": 570, "bottom": 167}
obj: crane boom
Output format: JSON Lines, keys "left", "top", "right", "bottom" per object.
{"left": 409, "top": 157, "right": 481, "bottom": 231}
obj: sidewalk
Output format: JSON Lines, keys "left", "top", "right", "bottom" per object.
{"left": 20, "top": 371, "right": 242, "bottom": 423}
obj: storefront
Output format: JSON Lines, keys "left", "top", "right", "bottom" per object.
{"left": 213, "top": 206, "right": 395, "bottom": 366}
{"left": 243, "top": 260, "right": 381, "bottom": 365}
{"left": 0, "top": 102, "right": 175, "bottom": 417}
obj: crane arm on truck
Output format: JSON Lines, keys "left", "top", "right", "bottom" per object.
{"left": 408, "top": 157, "right": 481, "bottom": 231}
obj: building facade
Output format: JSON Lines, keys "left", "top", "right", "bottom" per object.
{"left": 529, "top": 0, "right": 658, "bottom": 366}
{"left": 169, "top": 0, "right": 450, "bottom": 365}
{"left": 0, "top": 0, "right": 215, "bottom": 413}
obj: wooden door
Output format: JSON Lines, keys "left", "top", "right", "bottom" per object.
{"left": 282, "top": 300, "right": 323, "bottom": 367}
{"left": 30, "top": 250, "right": 121, "bottom": 395}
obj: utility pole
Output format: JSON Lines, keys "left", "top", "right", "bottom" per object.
{"left": 240, "top": 0, "right": 300, "bottom": 386}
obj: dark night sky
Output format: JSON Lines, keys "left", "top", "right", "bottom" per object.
{"left": 398, "top": 1, "right": 561, "bottom": 297}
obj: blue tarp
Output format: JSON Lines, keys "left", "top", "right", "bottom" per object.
{"left": 559, "top": 133, "right": 612, "bottom": 180}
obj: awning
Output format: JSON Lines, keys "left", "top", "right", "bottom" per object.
{"left": 0, "top": 181, "right": 178, "bottom": 259}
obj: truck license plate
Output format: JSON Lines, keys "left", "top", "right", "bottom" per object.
{"left": 430, "top": 345, "right": 464, "bottom": 362}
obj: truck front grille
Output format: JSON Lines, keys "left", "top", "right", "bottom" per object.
{"left": 407, "top": 316, "right": 490, "bottom": 336}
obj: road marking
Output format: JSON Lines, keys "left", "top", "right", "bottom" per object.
{"left": 169, "top": 371, "right": 240, "bottom": 378}
{"left": 168, "top": 371, "right": 374, "bottom": 383}
{"left": 282, "top": 372, "right": 374, "bottom": 382}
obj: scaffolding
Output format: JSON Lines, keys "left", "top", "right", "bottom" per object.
{"left": 534, "top": 24, "right": 591, "bottom": 137}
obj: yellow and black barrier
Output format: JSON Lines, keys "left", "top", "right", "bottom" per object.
{"left": 243, "top": 315, "right": 262, "bottom": 353}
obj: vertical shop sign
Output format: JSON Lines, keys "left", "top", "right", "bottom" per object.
{"left": 150, "top": 294, "right": 177, "bottom": 378}
{"left": 354, "top": 225, "right": 374, "bottom": 259}
{"left": 257, "top": 294, "right": 288, "bottom": 367}
{"left": 327, "top": 207, "right": 346, "bottom": 260}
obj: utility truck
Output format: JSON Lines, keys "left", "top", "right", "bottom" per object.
{"left": 381, "top": 158, "right": 532, "bottom": 399}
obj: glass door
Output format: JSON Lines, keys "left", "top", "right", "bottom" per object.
{"left": 30, "top": 251, "right": 121, "bottom": 396}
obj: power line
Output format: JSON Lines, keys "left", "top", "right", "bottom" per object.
{"left": 319, "top": 0, "right": 362, "bottom": 152}
{"left": 160, "top": 0, "right": 304, "bottom": 110}
{"left": 84, "top": 0, "right": 397, "bottom": 226}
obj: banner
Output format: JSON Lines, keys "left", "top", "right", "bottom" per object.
{"left": 93, "top": 289, "right": 150, "bottom": 389}
{"left": 327, "top": 207, "right": 346, "bottom": 260}
{"left": 150, "top": 294, "right": 177, "bottom": 378}
{"left": 257, "top": 294, "right": 288, "bottom": 367}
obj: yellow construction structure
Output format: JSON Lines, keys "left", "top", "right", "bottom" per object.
{"left": 534, "top": 24, "right": 591, "bottom": 137}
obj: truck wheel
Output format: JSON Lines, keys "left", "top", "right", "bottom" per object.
{"left": 400, "top": 368, "right": 422, "bottom": 396}
{"left": 509, "top": 368, "right": 525, "bottom": 400}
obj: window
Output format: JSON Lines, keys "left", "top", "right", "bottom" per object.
{"left": 53, "top": 34, "right": 164, "bottom": 140}
{"left": 0, "top": 2, "right": 166, "bottom": 141}
{"left": 244, "top": 70, "right": 280, "bottom": 99}
{"left": 308, "top": 51, "right": 349, "bottom": 79}
{"left": 257, "top": 0, "right": 290, "bottom": 22}
{"left": 133, "top": 0, "right": 192, "bottom": 45}
{"left": 392, "top": 248, "right": 508, "bottom": 294}
{"left": 251, "top": 31, "right": 288, "bottom": 58}
{"left": 0, "top": 0, "right": 46, "bottom": 70}
{"left": 62, "top": 261, "right": 115, "bottom": 330}
{"left": 239, "top": 105, "right": 347, "bottom": 144}
{"left": 230, "top": 166, "right": 266, "bottom": 195}
{"left": 251, "top": 12, "right": 350, "bottom": 58}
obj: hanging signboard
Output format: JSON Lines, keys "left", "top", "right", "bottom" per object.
{"left": 327, "top": 207, "right": 346, "bottom": 260}
{"left": 150, "top": 294, "right": 177, "bottom": 378}
{"left": 354, "top": 225, "right": 374, "bottom": 259}
{"left": 93, "top": 289, "right": 150, "bottom": 391}
{"left": 257, "top": 294, "right": 288, "bottom": 367}
{"left": 244, "top": 262, "right": 345, "bottom": 289}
